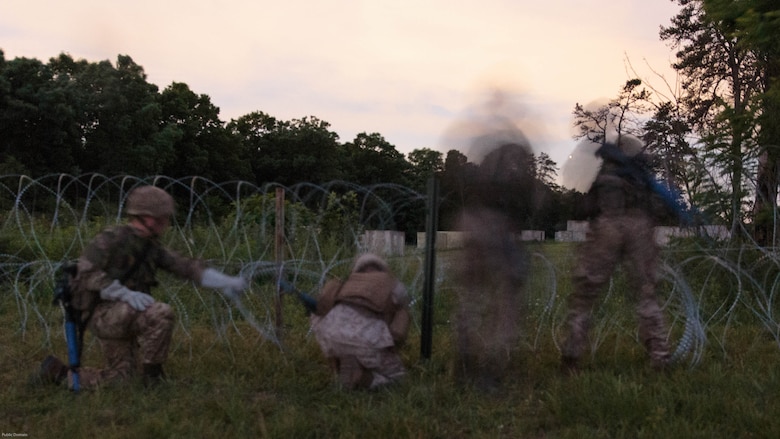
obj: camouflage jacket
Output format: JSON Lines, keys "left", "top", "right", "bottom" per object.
{"left": 72, "top": 224, "right": 205, "bottom": 310}
{"left": 582, "top": 145, "right": 671, "bottom": 219}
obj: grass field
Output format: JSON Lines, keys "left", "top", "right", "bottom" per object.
{"left": 2, "top": 242, "right": 779, "bottom": 438}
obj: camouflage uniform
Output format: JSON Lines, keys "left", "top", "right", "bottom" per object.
{"left": 453, "top": 142, "right": 534, "bottom": 390}
{"left": 70, "top": 224, "right": 204, "bottom": 388}
{"left": 310, "top": 254, "right": 410, "bottom": 390}
{"left": 561, "top": 141, "right": 671, "bottom": 371}
{"left": 454, "top": 207, "right": 527, "bottom": 389}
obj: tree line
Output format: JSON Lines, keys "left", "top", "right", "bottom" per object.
{"left": 0, "top": 49, "right": 583, "bottom": 238}
{"left": 3, "top": 0, "right": 779, "bottom": 242}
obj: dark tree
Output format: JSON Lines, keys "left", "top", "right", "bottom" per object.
{"left": 0, "top": 54, "right": 81, "bottom": 175}
{"left": 406, "top": 148, "right": 444, "bottom": 192}
{"left": 340, "top": 132, "right": 410, "bottom": 186}
{"left": 158, "top": 82, "right": 250, "bottom": 182}
{"left": 228, "top": 112, "right": 342, "bottom": 186}
{"left": 438, "top": 149, "right": 474, "bottom": 229}
{"left": 68, "top": 55, "right": 175, "bottom": 176}
{"left": 704, "top": 0, "right": 780, "bottom": 244}
{"left": 661, "top": 0, "right": 764, "bottom": 235}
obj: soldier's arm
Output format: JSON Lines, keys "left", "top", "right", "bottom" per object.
{"left": 75, "top": 228, "right": 123, "bottom": 292}
{"left": 155, "top": 246, "right": 206, "bottom": 283}
{"left": 157, "top": 247, "right": 247, "bottom": 298}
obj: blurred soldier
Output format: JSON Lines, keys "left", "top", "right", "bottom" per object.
{"left": 40, "top": 185, "right": 247, "bottom": 388}
{"left": 560, "top": 135, "right": 672, "bottom": 373}
{"left": 306, "top": 253, "right": 411, "bottom": 390}
{"left": 454, "top": 141, "right": 535, "bottom": 391}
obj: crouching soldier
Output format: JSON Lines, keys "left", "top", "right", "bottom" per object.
{"left": 291, "top": 253, "right": 411, "bottom": 390}
{"left": 40, "top": 185, "right": 247, "bottom": 388}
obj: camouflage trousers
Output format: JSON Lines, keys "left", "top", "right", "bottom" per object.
{"left": 69, "top": 300, "right": 175, "bottom": 389}
{"left": 455, "top": 288, "right": 522, "bottom": 388}
{"left": 329, "top": 349, "right": 406, "bottom": 390}
{"left": 454, "top": 208, "right": 527, "bottom": 387}
{"left": 311, "top": 307, "right": 406, "bottom": 390}
{"left": 561, "top": 210, "right": 671, "bottom": 367}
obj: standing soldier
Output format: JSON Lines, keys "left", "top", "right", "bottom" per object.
{"left": 453, "top": 141, "right": 535, "bottom": 391}
{"left": 560, "top": 135, "right": 672, "bottom": 373}
{"left": 40, "top": 185, "right": 247, "bottom": 388}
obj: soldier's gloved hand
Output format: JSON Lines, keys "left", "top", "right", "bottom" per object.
{"left": 100, "top": 279, "right": 155, "bottom": 311}
{"left": 201, "top": 268, "right": 247, "bottom": 299}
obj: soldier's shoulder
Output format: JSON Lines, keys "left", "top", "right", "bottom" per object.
{"left": 97, "top": 223, "right": 133, "bottom": 235}
{"left": 89, "top": 224, "right": 135, "bottom": 247}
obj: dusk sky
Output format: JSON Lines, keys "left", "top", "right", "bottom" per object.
{"left": 1, "top": 0, "right": 683, "bottom": 186}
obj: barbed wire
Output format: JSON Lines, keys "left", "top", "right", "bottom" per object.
{"left": 1, "top": 173, "right": 778, "bottom": 368}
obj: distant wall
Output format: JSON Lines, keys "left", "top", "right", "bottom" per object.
{"left": 554, "top": 221, "right": 588, "bottom": 242}
{"left": 654, "top": 225, "right": 730, "bottom": 246}
{"left": 520, "top": 230, "right": 545, "bottom": 241}
{"left": 415, "top": 230, "right": 544, "bottom": 250}
{"left": 415, "top": 222, "right": 730, "bottom": 250}
{"left": 360, "top": 230, "right": 405, "bottom": 256}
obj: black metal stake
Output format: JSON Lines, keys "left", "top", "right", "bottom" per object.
{"left": 420, "top": 176, "right": 439, "bottom": 360}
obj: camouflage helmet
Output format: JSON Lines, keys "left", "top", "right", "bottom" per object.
{"left": 126, "top": 186, "right": 175, "bottom": 219}
{"left": 352, "top": 253, "right": 389, "bottom": 273}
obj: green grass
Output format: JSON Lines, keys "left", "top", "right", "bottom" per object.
{"left": 3, "top": 242, "right": 780, "bottom": 438}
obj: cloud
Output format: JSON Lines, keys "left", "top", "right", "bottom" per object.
{"left": 1, "top": 0, "right": 681, "bottom": 171}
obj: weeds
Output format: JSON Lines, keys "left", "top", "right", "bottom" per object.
{"left": 3, "top": 242, "right": 780, "bottom": 438}
{"left": 2, "top": 179, "right": 779, "bottom": 437}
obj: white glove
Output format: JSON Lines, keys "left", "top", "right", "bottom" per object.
{"left": 201, "top": 268, "right": 247, "bottom": 299}
{"left": 100, "top": 279, "right": 155, "bottom": 311}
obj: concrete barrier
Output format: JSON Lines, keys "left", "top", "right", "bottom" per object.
{"left": 567, "top": 220, "right": 589, "bottom": 232}
{"left": 655, "top": 225, "right": 730, "bottom": 245}
{"left": 520, "top": 230, "right": 545, "bottom": 241}
{"left": 361, "top": 230, "right": 405, "bottom": 256}
{"left": 415, "top": 231, "right": 471, "bottom": 250}
{"left": 416, "top": 230, "right": 544, "bottom": 249}
{"left": 416, "top": 224, "right": 730, "bottom": 248}
{"left": 555, "top": 230, "right": 587, "bottom": 242}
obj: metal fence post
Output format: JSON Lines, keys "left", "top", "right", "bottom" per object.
{"left": 420, "top": 176, "right": 439, "bottom": 360}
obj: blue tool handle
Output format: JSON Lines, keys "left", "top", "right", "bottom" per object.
{"left": 65, "top": 320, "right": 80, "bottom": 392}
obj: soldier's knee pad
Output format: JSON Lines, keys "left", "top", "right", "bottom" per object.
{"left": 144, "top": 302, "right": 175, "bottom": 327}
